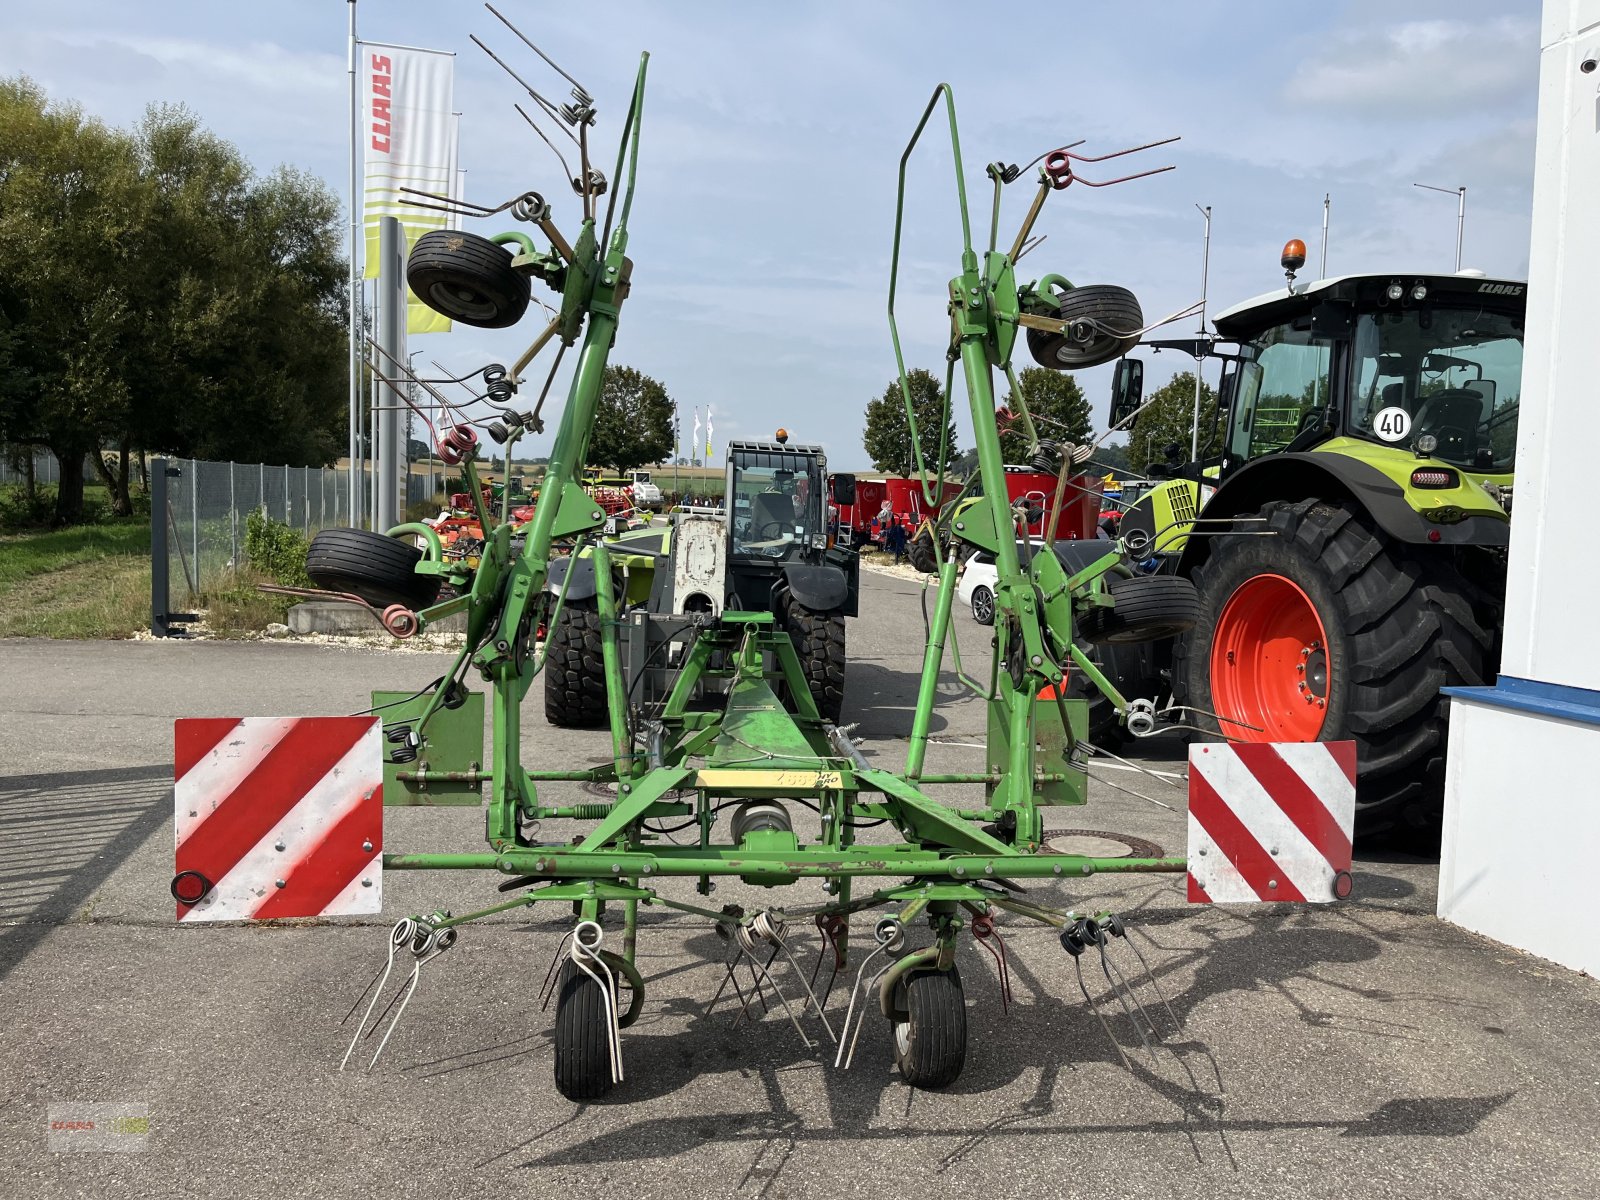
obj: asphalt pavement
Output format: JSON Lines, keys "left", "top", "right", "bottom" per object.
{"left": 2, "top": 569, "right": 1597, "bottom": 1199}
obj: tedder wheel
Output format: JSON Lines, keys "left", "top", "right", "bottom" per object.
{"left": 892, "top": 967, "right": 967, "bottom": 1089}
{"left": 543, "top": 599, "right": 609, "bottom": 728}
{"left": 306, "top": 528, "right": 440, "bottom": 612}
{"left": 1081, "top": 574, "right": 1199, "bottom": 644}
{"left": 1026, "top": 283, "right": 1144, "bottom": 371}
{"left": 553, "top": 961, "right": 616, "bottom": 1102}
{"left": 1177, "top": 498, "right": 1497, "bottom": 839}
{"left": 787, "top": 603, "right": 847, "bottom": 723}
{"left": 406, "top": 230, "right": 531, "bottom": 330}
{"left": 970, "top": 585, "right": 995, "bottom": 626}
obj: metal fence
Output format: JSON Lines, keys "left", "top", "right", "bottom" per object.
{"left": 152, "top": 457, "right": 437, "bottom": 634}
{"left": 0, "top": 449, "right": 91, "bottom": 487}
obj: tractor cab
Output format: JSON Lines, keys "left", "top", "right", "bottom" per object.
{"left": 1113, "top": 269, "right": 1525, "bottom": 490}
{"left": 1213, "top": 272, "right": 1523, "bottom": 482}
{"left": 723, "top": 434, "right": 860, "bottom": 620}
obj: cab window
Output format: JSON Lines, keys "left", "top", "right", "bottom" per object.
{"left": 1230, "top": 326, "right": 1333, "bottom": 459}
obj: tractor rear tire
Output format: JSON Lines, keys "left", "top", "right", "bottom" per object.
{"left": 787, "top": 604, "right": 847, "bottom": 723}
{"left": 1027, "top": 283, "right": 1144, "bottom": 371}
{"left": 1177, "top": 499, "right": 1496, "bottom": 840}
{"left": 406, "top": 230, "right": 531, "bottom": 330}
{"left": 306, "top": 528, "right": 440, "bottom": 611}
{"left": 543, "top": 599, "right": 609, "bottom": 729}
{"left": 892, "top": 967, "right": 966, "bottom": 1089}
{"left": 1082, "top": 574, "right": 1199, "bottom": 645}
{"left": 553, "top": 961, "right": 616, "bottom": 1101}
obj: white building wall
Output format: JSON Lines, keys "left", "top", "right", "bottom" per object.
{"left": 1439, "top": 0, "right": 1600, "bottom": 975}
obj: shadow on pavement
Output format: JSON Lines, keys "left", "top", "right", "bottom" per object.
{"left": 449, "top": 889, "right": 1511, "bottom": 1182}
{"left": 0, "top": 763, "right": 172, "bottom": 981}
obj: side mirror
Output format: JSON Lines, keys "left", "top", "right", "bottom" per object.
{"left": 831, "top": 473, "right": 856, "bottom": 506}
{"left": 1110, "top": 357, "right": 1144, "bottom": 427}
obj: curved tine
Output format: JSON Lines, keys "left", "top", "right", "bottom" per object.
{"left": 340, "top": 959, "right": 390, "bottom": 1029}
{"left": 1102, "top": 942, "right": 1162, "bottom": 1042}
{"left": 367, "top": 961, "right": 423, "bottom": 1072}
{"left": 736, "top": 941, "right": 814, "bottom": 1050}
{"left": 1065, "top": 135, "right": 1181, "bottom": 163}
{"left": 1117, "top": 927, "right": 1184, "bottom": 1035}
{"left": 539, "top": 931, "right": 575, "bottom": 1010}
{"left": 833, "top": 940, "right": 892, "bottom": 1068}
{"left": 1073, "top": 954, "right": 1132, "bottom": 1070}
{"left": 805, "top": 926, "right": 833, "bottom": 1010}
{"left": 1096, "top": 938, "right": 1159, "bottom": 1069}
{"left": 842, "top": 958, "right": 900, "bottom": 1070}
{"left": 704, "top": 946, "right": 747, "bottom": 1018}
{"left": 774, "top": 935, "right": 838, "bottom": 1043}
{"left": 572, "top": 946, "right": 623, "bottom": 1083}
{"left": 340, "top": 931, "right": 400, "bottom": 1069}
{"left": 976, "top": 930, "right": 1012, "bottom": 1012}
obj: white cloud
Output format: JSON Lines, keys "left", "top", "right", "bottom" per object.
{"left": 1284, "top": 18, "right": 1536, "bottom": 116}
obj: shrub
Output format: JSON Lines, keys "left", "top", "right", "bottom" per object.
{"left": 244, "top": 508, "right": 313, "bottom": 588}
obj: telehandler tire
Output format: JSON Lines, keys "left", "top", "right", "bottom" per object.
{"left": 787, "top": 603, "right": 846, "bottom": 723}
{"left": 543, "top": 599, "right": 609, "bottom": 728}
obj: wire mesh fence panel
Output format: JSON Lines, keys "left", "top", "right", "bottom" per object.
{"left": 158, "top": 459, "right": 377, "bottom": 604}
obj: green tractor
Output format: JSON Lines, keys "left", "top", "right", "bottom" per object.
{"left": 1110, "top": 263, "right": 1521, "bottom": 838}
{"left": 542, "top": 434, "right": 859, "bottom": 728}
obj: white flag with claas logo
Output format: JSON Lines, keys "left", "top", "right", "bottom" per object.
{"left": 361, "top": 42, "right": 456, "bottom": 334}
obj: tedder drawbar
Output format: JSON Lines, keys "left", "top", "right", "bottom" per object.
{"left": 170, "top": 22, "right": 1357, "bottom": 1101}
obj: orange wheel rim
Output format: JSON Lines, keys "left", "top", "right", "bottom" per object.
{"left": 1209, "top": 573, "right": 1329, "bottom": 741}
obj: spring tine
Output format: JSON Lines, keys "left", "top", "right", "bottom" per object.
{"left": 572, "top": 947, "right": 624, "bottom": 1083}
{"left": 1073, "top": 954, "right": 1132, "bottom": 1071}
{"left": 539, "top": 931, "right": 575, "bottom": 1010}
{"left": 367, "top": 961, "right": 422, "bottom": 1072}
{"left": 484, "top": 3, "right": 591, "bottom": 102}
{"left": 805, "top": 924, "right": 832, "bottom": 1010}
{"left": 1122, "top": 927, "right": 1185, "bottom": 1034}
{"left": 340, "top": 959, "right": 390, "bottom": 1028}
{"left": 340, "top": 932, "right": 400, "bottom": 1069}
{"left": 1066, "top": 135, "right": 1181, "bottom": 163}
{"left": 1103, "top": 942, "right": 1162, "bottom": 1042}
{"left": 774, "top": 935, "right": 838, "bottom": 1043}
{"left": 705, "top": 947, "right": 745, "bottom": 1017}
{"left": 1073, "top": 164, "right": 1177, "bottom": 188}
{"left": 834, "top": 941, "right": 891, "bottom": 1069}
{"left": 842, "top": 959, "right": 898, "bottom": 1069}
{"left": 1095, "top": 937, "right": 1159, "bottom": 1069}
{"left": 736, "top": 942, "right": 813, "bottom": 1050}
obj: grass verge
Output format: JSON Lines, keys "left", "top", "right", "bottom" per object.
{"left": 0, "top": 520, "right": 152, "bottom": 638}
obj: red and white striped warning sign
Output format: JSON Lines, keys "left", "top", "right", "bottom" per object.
{"left": 1186, "top": 741, "right": 1356, "bottom": 904}
{"left": 173, "top": 717, "right": 383, "bottom": 922}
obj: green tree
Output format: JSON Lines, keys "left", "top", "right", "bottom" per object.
{"left": 863, "top": 367, "right": 957, "bottom": 478}
{"left": 0, "top": 79, "right": 349, "bottom": 523}
{"left": 589, "top": 365, "right": 674, "bottom": 474}
{"left": 1128, "top": 371, "right": 1220, "bottom": 474}
{"left": 997, "top": 366, "right": 1092, "bottom": 463}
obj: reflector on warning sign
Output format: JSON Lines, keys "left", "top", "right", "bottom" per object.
{"left": 1186, "top": 741, "right": 1356, "bottom": 904}
{"left": 173, "top": 717, "right": 383, "bottom": 921}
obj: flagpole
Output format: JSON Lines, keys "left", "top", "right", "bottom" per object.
{"left": 347, "top": 0, "right": 362, "bottom": 525}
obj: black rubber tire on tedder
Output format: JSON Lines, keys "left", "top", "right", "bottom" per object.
{"left": 787, "top": 603, "right": 847, "bottom": 723}
{"left": 892, "top": 967, "right": 967, "bottom": 1089}
{"left": 543, "top": 599, "right": 609, "bottom": 729}
{"left": 1027, "top": 283, "right": 1144, "bottom": 371}
{"left": 1176, "top": 498, "right": 1497, "bottom": 840}
{"left": 553, "top": 961, "right": 616, "bottom": 1101}
{"left": 406, "top": 230, "right": 531, "bottom": 330}
{"left": 1082, "top": 574, "right": 1199, "bottom": 645}
{"left": 306, "top": 528, "right": 440, "bottom": 611}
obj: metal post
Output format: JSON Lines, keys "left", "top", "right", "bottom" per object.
{"left": 347, "top": 0, "right": 362, "bottom": 527}
{"left": 259, "top": 461, "right": 265, "bottom": 516}
{"left": 229, "top": 461, "right": 238, "bottom": 569}
{"left": 284, "top": 463, "right": 291, "bottom": 523}
{"left": 376, "top": 215, "right": 405, "bottom": 532}
{"left": 1413, "top": 182, "right": 1466, "bottom": 272}
{"left": 1190, "top": 204, "right": 1211, "bottom": 461}
{"left": 190, "top": 460, "right": 200, "bottom": 596}
{"left": 151, "top": 459, "right": 170, "bottom": 638}
{"left": 1320, "top": 193, "right": 1330, "bottom": 278}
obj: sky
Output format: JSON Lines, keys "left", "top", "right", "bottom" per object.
{"left": 2, "top": 1, "right": 1542, "bottom": 471}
